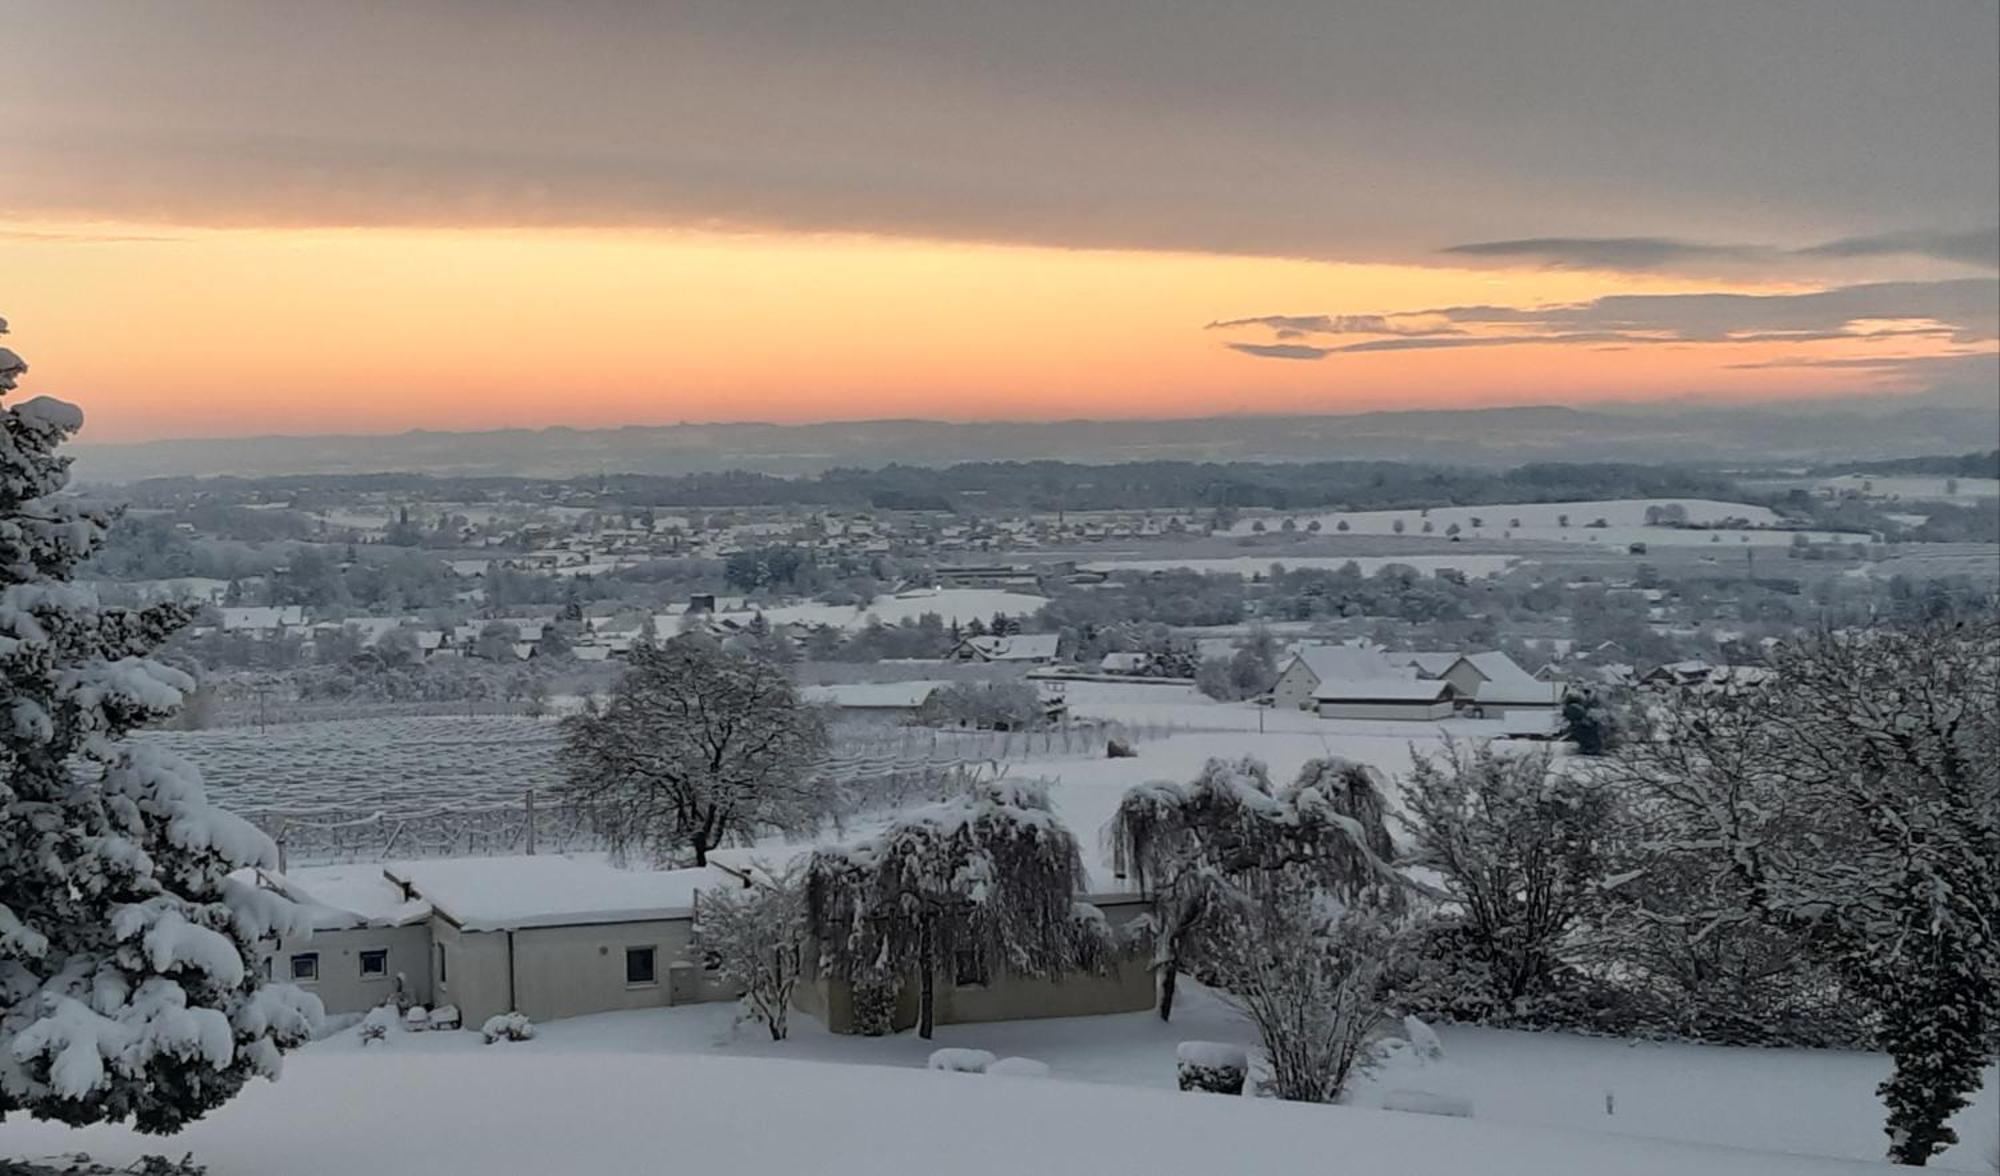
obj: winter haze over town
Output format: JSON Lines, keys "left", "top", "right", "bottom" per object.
{"left": 2, "top": 3, "right": 1998, "bottom": 1174}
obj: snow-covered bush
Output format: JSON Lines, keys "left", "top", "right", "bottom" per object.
{"left": 0, "top": 314, "right": 321, "bottom": 1134}
{"left": 1364, "top": 1016, "right": 1474, "bottom": 1119}
{"left": 427, "top": 1004, "right": 461, "bottom": 1031}
{"left": 480, "top": 1012, "right": 536, "bottom": 1044}
{"left": 926, "top": 1048, "right": 996, "bottom": 1074}
{"left": 1175, "top": 1042, "right": 1247, "bottom": 1094}
{"left": 986, "top": 1056, "right": 1051, "bottom": 1078}
{"left": 1397, "top": 741, "right": 1616, "bottom": 1023}
{"left": 403, "top": 1006, "right": 430, "bottom": 1033}
{"left": 692, "top": 866, "right": 807, "bottom": 1040}
{"left": 358, "top": 1005, "right": 399, "bottom": 1047}
{"left": 1105, "top": 737, "right": 1137, "bottom": 759}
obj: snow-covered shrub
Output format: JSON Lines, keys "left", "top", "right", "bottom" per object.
{"left": 692, "top": 866, "right": 807, "bottom": 1040}
{"left": 849, "top": 979, "right": 898, "bottom": 1037}
{"left": 1175, "top": 1042, "right": 1247, "bottom": 1094}
{"left": 1105, "top": 737, "right": 1137, "bottom": 758}
{"left": 480, "top": 1012, "right": 536, "bottom": 1044}
{"left": 1363, "top": 1016, "right": 1474, "bottom": 1119}
{"left": 0, "top": 315, "right": 321, "bottom": 1134}
{"left": 403, "top": 1006, "right": 430, "bottom": 1032}
{"left": 358, "top": 1005, "right": 400, "bottom": 1047}
{"left": 926, "top": 1048, "right": 996, "bottom": 1074}
{"left": 427, "top": 1004, "right": 462, "bottom": 1031}
{"left": 1397, "top": 741, "right": 1616, "bottom": 1023}
{"left": 986, "top": 1056, "right": 1051, "bottom": 1078}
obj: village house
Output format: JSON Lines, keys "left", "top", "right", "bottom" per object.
{"left": 255, "top": 853, "right": 1154, "bottom": 1034}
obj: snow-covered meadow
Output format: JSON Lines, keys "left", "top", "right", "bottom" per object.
{"left": 1226, "top": 497, "right": 1861, "bottom": 548}
{"left": 4, "top": 987, "right": 1991, "bottom": 1175}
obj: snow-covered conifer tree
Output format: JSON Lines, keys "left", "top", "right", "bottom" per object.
{"left": 0, "top": 315, "right": 320, "bottom": 1133}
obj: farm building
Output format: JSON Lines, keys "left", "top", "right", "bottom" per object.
{"left": 801, "top": 680, "right": 949, "bottom": 719}
{"left": 1386, "top": 650, "right": 1560, "bottom": 718}
{"left": 1269, "top": 645, "right": 1410, "bottom": 711}
{"left": 1310, "top": 677, "right": 1458, "bottom": 721}
{"left": 254, "top": 853, "right": 1153, "bottom": 1033}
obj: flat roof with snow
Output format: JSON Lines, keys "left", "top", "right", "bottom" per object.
{"left": 383, "top": 855, "right": 747, "bottom": 931}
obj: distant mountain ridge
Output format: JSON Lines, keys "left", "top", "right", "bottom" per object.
{"left": 69, "top": 399, "right": 2000, "bottom": 483}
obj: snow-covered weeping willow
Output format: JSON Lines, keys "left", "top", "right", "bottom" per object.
{"left": 806, "top": 779, "right": 1108, "bottom": 1039}
{"left": 0, "top": 315, "right": 321, "bottom": 1133}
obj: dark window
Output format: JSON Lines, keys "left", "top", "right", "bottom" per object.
{"left": 359, "top": 949, "right": 389, "bottom": 978}
{"left": 436, "top": 944, "right": 448, "bottom": 986}
{"left": 625, "top": 946, "right": 657, "bottom": 986}
{"left": 290, "top": 952, "right": 319, "bottom": 983}
{"left": 953, "top": 948, "right": 989, "bottom": 987}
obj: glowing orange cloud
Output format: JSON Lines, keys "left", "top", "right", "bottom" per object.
{"left": 0, "top": 220, "right": 1975, "bottom": 443}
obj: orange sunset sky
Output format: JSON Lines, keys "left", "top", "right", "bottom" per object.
{"left": 3, "top": 2, "right": 1996, "bottom": 443}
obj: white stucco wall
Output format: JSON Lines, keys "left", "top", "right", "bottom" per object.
{"left": 1270, "top": 660, "right": 1320, "bottom": 710}
{"left": 1315, "top": 699, "right": 1456, "bottom": 721}
{"left": 276, "top": 923, "right": 433, "bottom": 1017}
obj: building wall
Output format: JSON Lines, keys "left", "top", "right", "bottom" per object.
{"left": 1439, "top": 662, "right": 1488, "bottom": 696}
{"left": 1315, "top": 699, "right": 1455, "bottom": 721}
{"left": 809, "top": 896, "right": 1157, "bottom": 1034}
{"left": 1270, "top": 660, "right": 1321, "bottom": 710}
{"left": 504, "top": 918, "right": 740, "bottom": 1024}
{"left": 430, "top": 918, "right": 512, "bottom": 1024}
{"left": 276, "top": 923, "right": 433, "bottom": 1017}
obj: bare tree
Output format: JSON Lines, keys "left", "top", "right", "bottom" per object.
{"left": 559, "top": 636, "right": 829, "bottom": 866}
{"left": 808, "top": 779, "right": 1106, "bottom": 1039}
{"left": 1604, "top": 616, "right": 1999, "bottom": 1167}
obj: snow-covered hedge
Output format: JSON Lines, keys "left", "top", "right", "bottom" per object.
{"left": 926, "top": 1048, "right": 997, "bottom": 1074}
{"left": 481, "top": 1012, "right": 536, "bottom": 1044}
{"left": 1176, "top": 1041, "right": 1248, "bottom": 1094}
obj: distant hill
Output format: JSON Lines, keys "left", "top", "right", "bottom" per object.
{"left": 70, "top": 398, "right": 2000, "bottom": 483}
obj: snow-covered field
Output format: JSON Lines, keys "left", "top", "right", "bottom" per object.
{"left": 1811, "top": 474, "right": 2000, "bottom": 502}
{"left": 5, "top": 988, "right": 1991, "bottom": 1175}
{"left": 1228, "top": 498, "right": 1860, "bottom": 548}
{"left": 1084, "top": 554, "right": 1522, "bottom": 578}
{"left": 700, "top": 587, "right": 1049, "bottom": 631}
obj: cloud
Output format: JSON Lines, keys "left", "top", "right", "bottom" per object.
{"left": 3, "top": 4, "right": 1994, "bottom": 267}
{"left": 1799, "top": 227, "right": 2000, "bottom": 269}
{"left": 1205, "top": 314, "right": 1461, "bottom": 338}
{"left": 1442, "top": 227, "right": 2000, "bottom": 275}
{"left": 1441, "top": 237, "right": 1774, "bottom": 271}
{"left": 1224, "top": 342, "right": 1334, "bottom": 360}
{"left": 1214, "top": 277, "right": 2000, "bottom": 360}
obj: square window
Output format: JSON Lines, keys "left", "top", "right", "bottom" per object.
{"left": 359, "top": 949, "right": 389, "bottom": 979}
{"left": 290, "top": 953, "right": 320, "bottom": 983}
{"left": 625, "top": 946, "right": 657, "bottom": 986}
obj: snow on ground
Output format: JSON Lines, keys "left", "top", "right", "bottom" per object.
{"left": 1227, "top": 498, "right": 1859, "bottom": 548}
{"left": 1084, "top": 554, "right": 1522, "bottom": 577}
{"left": 5, "top": 987, "right": 1991, "bottom": 1174}
{"left": 701, "top": 587, "right": 1049, "bottom": 632}
{"left": 1812, "top": 474, "right": 2000, "bottom": 502}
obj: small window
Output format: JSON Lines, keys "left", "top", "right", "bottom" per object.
{"left": 359, "top": 949, "right": 389, "bottom": 979}
{"left": 436, "top": 944, "right": 449, "bottom": 987}
{"left": 290, "top": 952, "right": 320, "bottom": 983}
{"left": 625, "top": 946, "right": 657, "bottom": 986}
{"left": 261, "top": 955, "right": 273, "bottom": 982}
{"left": 953, "top": 948, "right": 989, "bottom": 988}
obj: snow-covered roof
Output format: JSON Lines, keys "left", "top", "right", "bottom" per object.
{"left": 1310, "top": 678, "right": 1453, "bottom": 703}
{"left": 1385, "top": 651, "right": 1461, "bottom": 676}
{"left": 253, "top": 864, "right": 433, "bottom": 931}
{"left": 382, "top": 855, "right": 747, "bottom": 931}
{"left": 801, "top": 681, "right": 947, "bottom": 710}
{"left": 1287, "top": 646, "right": 1411, "bottom": 684}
